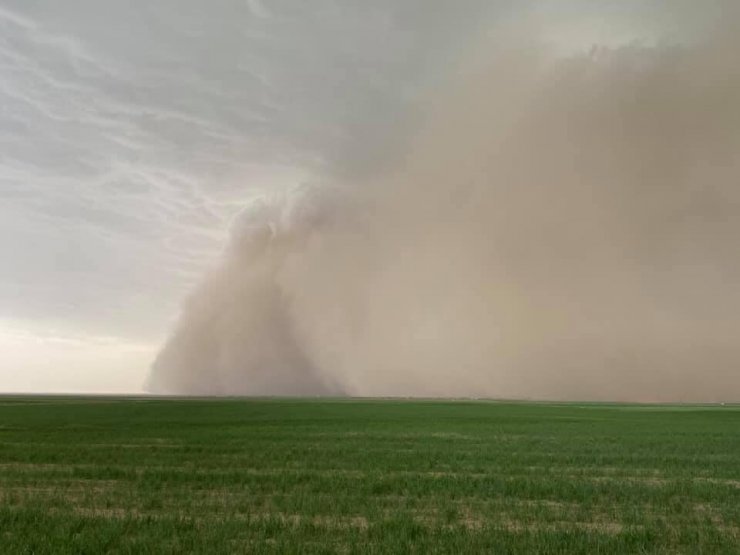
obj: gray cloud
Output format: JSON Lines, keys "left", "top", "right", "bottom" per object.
{"left": 3, "top": 1, "right": 511, "bottom": 348}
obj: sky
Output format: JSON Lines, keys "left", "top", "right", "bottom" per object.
{"left": 0, "top": 1, "right": 719, "bottom": 394}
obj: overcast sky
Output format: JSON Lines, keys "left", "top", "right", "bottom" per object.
{"left": 0, "top": 1, "right": 705, "bottom": 393}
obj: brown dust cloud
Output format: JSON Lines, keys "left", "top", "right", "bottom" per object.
{"left": 148, "top": 8, "right": 740, "bottom": 402}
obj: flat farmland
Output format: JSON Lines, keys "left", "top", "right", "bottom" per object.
{"left": 0, "top": 398, "right": 737, "bottom": 553}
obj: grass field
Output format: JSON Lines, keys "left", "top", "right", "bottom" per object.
{"left": 0, "top": 397, "right": 737, "bottom": 553}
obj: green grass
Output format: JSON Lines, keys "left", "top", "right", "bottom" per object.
{"left": 0, "top": 397, "right": 737, "bottom": 553}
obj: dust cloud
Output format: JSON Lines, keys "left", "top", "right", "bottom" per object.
{"left": 148, "top": 8, "right": 740, "bottom": 401}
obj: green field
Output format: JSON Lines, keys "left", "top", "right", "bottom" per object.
{"left": 0, "top": 398, "right": 737, "bottom": 553}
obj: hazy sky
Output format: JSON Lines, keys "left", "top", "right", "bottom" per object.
{"left": 0, "top": 1, "right": 711, "bottom": 393}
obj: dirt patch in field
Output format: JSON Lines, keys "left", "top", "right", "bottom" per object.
{"left": 492, "top": 518, "right": 628, "bottom": 534}
{"left": 0, "top": 479, "right": 119, "bottom": 495}
{"left": 0, "top": 463, "right": 75, "bottom": 471}
{"left": 694, "top": 478, "right": 740, "bottom": 488}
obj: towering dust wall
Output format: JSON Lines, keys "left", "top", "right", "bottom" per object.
{"left": 149, "top": 11, "right": 740, "bottom": 401}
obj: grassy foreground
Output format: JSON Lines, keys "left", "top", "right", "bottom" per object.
{"left": 0, "top": 397, "right": 737, "bottom": 554}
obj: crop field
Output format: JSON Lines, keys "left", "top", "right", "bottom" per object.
{"left": 0, "top": 398, "right": 738, "bottom": 553}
